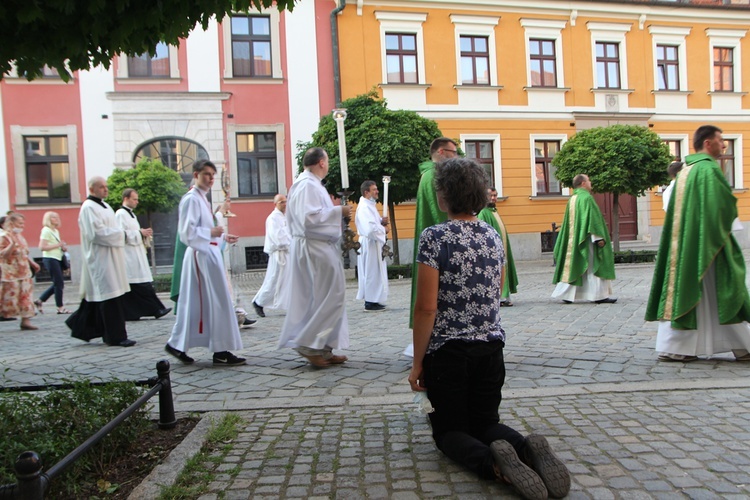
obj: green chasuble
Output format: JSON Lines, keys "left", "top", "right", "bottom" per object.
{"left": 645, "top": 152, "right": 750, "bottom": 329}
{"left": 478, "top": 207, "right": 518, "bottom": 298}
{"left": 552, "top": 188, "right": 615, "bottom": 286}
{"left": 170, "top": 232, "right": 187, "bottom": 305}
{"left": 409, "top": 161, "right": 448, "bottom": 327}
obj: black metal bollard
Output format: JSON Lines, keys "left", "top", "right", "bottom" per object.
{"left": 156, "top": 360, "right": 177, "bottom": 429}
{"left": 14, "top": 451, "right": 48, "bottom": 500}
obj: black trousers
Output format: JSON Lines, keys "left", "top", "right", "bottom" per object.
{"left": 423, "top": 339, "right": 525, "bottom": 480}
{"left": 66, "top": 297, "right": 128, "bottom": 344}
{"left": 121, "top": 282, "right": 166, "bottom": 320}
{"left": 39, "top": 257, "right": 64, "bottom": 307}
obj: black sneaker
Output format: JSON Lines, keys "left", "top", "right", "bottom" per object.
{"left": 165, "top": 343, "right": 195, "bottom": 364}
{"left": 243, "top": 318, "right": 256, "bottom": 326}
{"left": 364, "top": 302, "right": 386, "bottom": 312}
{"left": 252, "top": 301, "right": 265, "bottom": 318}
{"left": 490, "top": 440, "right": 547, "bottom": 500}
{"left": 213, "top": 351, "right": 246, "bottom": 366}
{"left": 523, "top": 434, "right": 570, "bottom": 498}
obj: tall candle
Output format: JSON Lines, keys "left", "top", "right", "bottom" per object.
{"left": 336, "top": 118, "right": 349, "bottom": 190}
{"left": 382, "top": 176, "right": 391, "bottom": 218}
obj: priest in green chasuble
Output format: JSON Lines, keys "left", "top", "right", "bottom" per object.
{"left": 478, "top": 187, "right": 518, "bottom": 306}
{"left": 646, "top": 125, "right": 750, "bottom": 362}
{"left": 551, "top": 174, "right": 617, "bottom": 304}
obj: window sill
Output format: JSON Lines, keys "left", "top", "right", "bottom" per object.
{"left": 590, "top": 88, "right": 635, "bottom": 94}
{"left": 14, "top": 202, "right": 80, "bottom": 209}
{"left": 116, "top": 77, "right": 181, "bottom": 84}
{"left": 4, "top": 77, "right": 72, "bottom": 85}
{"left": 379, "top": 83, "right": 432, "bottom": 89}
{"left": 651, "top": 89, "right": 693, "bottom": 95}
{"left": 453, "top": 85, "right": 504, "bottom": 90}
{"left": 523, "top": 86, "right": 570, "bottom": 92}
{"left": 733, "top": 188, "right": 749, "bottom": 193}
{"left": 708, "top": 91, "right": 749, "bottom": 96}
{"left": 223, "top": 77, "right": 284, "bottom": 85}
{"left": 529, "top": 194, "right": 568, "bottom": 200}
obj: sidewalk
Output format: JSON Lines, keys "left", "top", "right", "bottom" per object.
{"left": 3, "top": 258, "right": 750, "bottom": 498}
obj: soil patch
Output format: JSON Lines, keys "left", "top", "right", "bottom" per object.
{"left": 53, "top": 417, "right": 199, "bottom": 499}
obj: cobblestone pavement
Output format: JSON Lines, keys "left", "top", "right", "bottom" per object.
{"left": 2, "top": 257, "right": 750, "bottom": 498}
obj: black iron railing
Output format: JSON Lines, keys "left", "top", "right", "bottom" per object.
{"left": 0, "top": 360, "right": 176, "bottom": 499}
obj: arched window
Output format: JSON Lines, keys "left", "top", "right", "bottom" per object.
{"left": 133, "top": 137, "right": 209, "bottom": 176}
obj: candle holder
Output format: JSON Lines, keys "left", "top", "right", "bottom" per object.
{"left": 338, "top": 189, "right": 360, "bottom": 259}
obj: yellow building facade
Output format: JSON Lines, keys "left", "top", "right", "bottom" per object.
{"left": 337, "top": 0, "right": 750, "bottom": 260}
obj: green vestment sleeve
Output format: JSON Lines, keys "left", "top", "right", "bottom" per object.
{"left": 170, "top": 232, "right": 187, "bottom": 305}
{"left": 552, "top": 188, "right": 615, "bottom": 286}
{"left": 645, "top": 153, "right": 750, "bottom": 329}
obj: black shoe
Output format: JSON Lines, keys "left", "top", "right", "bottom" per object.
{"left": 490, "top": 440, "right": 547, "bottom": 500}
{"left": 562, "top": 300, "right": 573, "bottom": 304}
{"left": 165, "top": 343, "right": 195, "bottom": 364}
{"left": 0, "top": 317, "right": 17, "bottom": 322}
{"left": 242, "top": 318, "right": 256, "bottom": 326}
{"left": 213, "top": 351, "right": 246, "bottom": 366}
{"left": 364, "top": 302, "right": 386, "bottom": 312}
{"left": 523, "top": 434, "right": 570, "bottom": 498}
{"left": 594, "top": 297, "right": 618, "bottom": 304}
{"left": 109, "top": 339, "right": 137, "bottom": 347}
{"left": 252, "top": 301, "right": 265, "bottom": 318}
{"left": 154, "top": 307, "right": 172, "bottom": 319}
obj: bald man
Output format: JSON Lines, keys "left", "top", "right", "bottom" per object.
{"left": 66, "top": 176, "right": 138, "bottom": 347}
{"left": 252, "top": 194, "right": 291, "bottom": 317}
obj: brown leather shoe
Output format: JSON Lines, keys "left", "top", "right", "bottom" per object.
{"left": 328, "top": 354, "right": 348, "bottom": 364}
{"left": 301, "top": 354, "right": 330, "bottom": 368}
{"left": 21, "top": 323, "right": 39, "bottom": 331}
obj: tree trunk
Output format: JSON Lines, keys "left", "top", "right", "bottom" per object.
{"left": 147, "top": 211, "right": 157, "bottom": 278}
{"left": 612, "top": 193, "right": 621, "bottom": 252}
{"left": 389, "top": 201, "right": 400, "bottom": 265}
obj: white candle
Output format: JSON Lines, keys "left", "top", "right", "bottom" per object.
{"left": 382, "top": 176, "right": 391, "bottom": 218}
{"left": 335, "top": 118, "right": 349, "bottom": 190}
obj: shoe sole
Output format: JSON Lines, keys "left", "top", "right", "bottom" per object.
{"left": 213, "top": 360, "right": 246, "bottom": 367}
{"left": 490, "top": 440, "right": 547, "bottom": 500}
{"left": 657, "top": 354, "right": 698, "bottom": 362}
{"left": 525, "top": 434, "right": 571, "bottom": 498}
{"left": 165, "top": 345, "right": 195, "bottom": 364}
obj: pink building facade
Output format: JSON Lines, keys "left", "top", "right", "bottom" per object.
{"left": 0, "top": 0, "right": 338, "bottom": 278}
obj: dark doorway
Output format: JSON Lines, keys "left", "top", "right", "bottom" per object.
{"left": 593, "top": 193, "right": 638, "bottom": 241}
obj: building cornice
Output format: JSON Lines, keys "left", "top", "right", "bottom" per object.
{"left": 106, "top": 92, "right": 232, "bottom": 101}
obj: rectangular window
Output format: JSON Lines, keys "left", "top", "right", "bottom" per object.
{"left": 529, "top": 39, "right": 557, "bottom": 87}
{"left": 237, "top": 133, "right": 277, "bottom": 197}
{"left": 714, "top": 47, "right": 734, "bottom": 91}
{"left": 231, "top": 15, "right": 272, "bottom": 77}
{"left": 664, "top": 140, "right": 682, "bottom": 162}
{"left": 385, "top": 33, "right": 418, "bottom": 84}
{"left": 656, "top": 44, "right": 679, "bottom": 91}
{"left": 24, "top": 136, "right": 70, "bottom": 202}
{"left": 127, "top": 42, "right": 170, "bottom": 78}
{"left": 596, "top": 42, "right": 620, "bottom": 89}
{"left": 720, "top": 139, "right": 736, "bottom": 188}
{"left": 460, "top": 35, "right": 490, "bottom": 85}
{"left": 465, "top": 140, "right": 495, "bottom": 185}
{"left": 534, "top": 140, "right": 561, "bottom": 195}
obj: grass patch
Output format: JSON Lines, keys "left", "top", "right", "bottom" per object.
{"left": 158, "top": 413, "right": 244, "bottom": 500}
{"left": 613, "top": 250, "right": 657, "bottom": 264}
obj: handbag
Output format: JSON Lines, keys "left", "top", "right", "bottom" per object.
{"left": 60, "top": 252, "right": 70, "bottom": 271}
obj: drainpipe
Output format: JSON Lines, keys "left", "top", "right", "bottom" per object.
{"left": 330, "top": 0, "right": 346, "bottom": 107}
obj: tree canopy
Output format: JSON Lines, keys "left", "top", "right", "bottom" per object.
{"left": 552, "top": 124, "right": 672, "bottom": 250}
{"left": 297, "top": 90, "right": 443, "bottom": 263}
{"left": 1, "top": 0, "right": 297, "bottom": 81}
{"left": 105, "top": 158, "right": 186, "bottom": 215}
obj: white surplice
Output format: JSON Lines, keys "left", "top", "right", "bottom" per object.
{"left": 78, "top": 198, "right": 134, "bottom": 302}
{"left": 115, "top": 208, "right": 153, "bottom": 283}
{"left": 551, "top": 237, "right": 612, "bottom": 302}
{"left": 252, "top": 208, "right": 290, "bottom": 310}
{"left": 355, "top": 196, "right": 388, "bottom": 304}
{"left": 277, "top": 170, "right": 349, "bottom": 351}
{"left": 167, "top": 187, "right": 243, "bottom": 353}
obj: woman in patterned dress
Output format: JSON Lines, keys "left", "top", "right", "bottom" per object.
{"left": 0, "top": 213, "right": 41, "bottom": 330}
{"left": 408, "top": 158, "right": 569, "bottom": 499}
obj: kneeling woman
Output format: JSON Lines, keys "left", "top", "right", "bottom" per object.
{"left": 408, "top": 158, "right": 570, "bottom": 499}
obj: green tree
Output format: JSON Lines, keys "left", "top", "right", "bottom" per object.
{"left": 297, "top": 90, "right": 443, "bottom": 264}
{"left": 1, "top": 0, "right": 296, "bottom": 81}
{"left": 105, "top": 158, "right": 187, "bottom": 275}
{"left": 551, "top": 124, "right": 672, "bottom": 251}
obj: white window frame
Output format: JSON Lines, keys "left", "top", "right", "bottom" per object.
{"left": 649, "top": 26, "right": 690, "bottom": 92}
{"left": 588, "top": 22, "right": 631, "bottom": 90}
{"left": 115, "top": 44, "right": 180, "bottom": 82}
{"left": 656, "top": 134, "right": 689, "bottom": 192}
{"left": 374, "top": 11, "right": 427, "bottom": 85}
{"left": 226, "top": 123, "right": 287, "bottom": 199}
{"left": 459, "top": 134, "right": 503, "bottom": 196}
{"left": 222, "top": 9, "right": 283, "bottom": 81}
{"left": 722, "top": 134, "right": 743, "bottom": 189}
{"left": 10, "top": 125, "right": 81, "bottom": 205}
{"left": 451, "top": 15, "right": 500, "bottom": 87}
{"left": 529, "top": 134, "right": 569, "bottom": 197}
{"left": 706, "top": 28, "right": 746, "bottom": 93}
{"left": 520, "top": 18, "right": 566, "bottom": 89}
